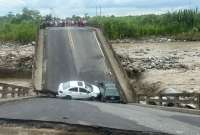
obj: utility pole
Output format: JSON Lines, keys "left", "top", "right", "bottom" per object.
{"left": 50, "top": 7, "right": 57, "bottom": 18}
{"left": 100, "top": 5, "right": 102, "bottom": 17}
{"left": 96, "top": 6, "right": 98, "bottom": 16}
{"left": 96, "top": 0, "right": 98, "bottom": 16}
{"left": 95, "top": 0, "right": 102, "bottom": 17}
{"left": 189, "top": 0, "right": 191, "bottom": 9}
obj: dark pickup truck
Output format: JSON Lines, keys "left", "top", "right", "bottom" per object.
{"left": 101, "top": 82, "right": 121, "bottom": 103}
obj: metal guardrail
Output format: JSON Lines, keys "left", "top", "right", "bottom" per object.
{"left": 0, "top": 83, "right": 31, "bottom": 99}
{"left": 137, "top": 93, "right": 200, "bottom": 109}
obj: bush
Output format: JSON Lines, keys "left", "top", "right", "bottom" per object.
{"left": 0, "top": 8, "right": 40, "bottom": 43}
{"left": 0, "top": 21, "right": 37, "bottom": 43}
{"left": 89, "top": 9, "right": 200, "bottom": 40}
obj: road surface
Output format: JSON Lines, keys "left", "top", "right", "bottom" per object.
{"left": 3, "top": 26, "right": 197, "bottom": 135}
{"left": 0, "top": 98, "right": 199, "bottom": 135}
{"left": 45, "top": 27, "right": 110, "bottom": 91}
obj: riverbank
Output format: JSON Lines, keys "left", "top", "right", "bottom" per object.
{"left": 112, "top": 40, "right": 200, "bottom": 95}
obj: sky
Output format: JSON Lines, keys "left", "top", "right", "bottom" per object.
{"left": 0, "top": 0, "right": 200, "bottom": 17}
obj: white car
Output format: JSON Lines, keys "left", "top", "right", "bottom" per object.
{"left": 57, "top": 81, "right": 100, "bottom": 100}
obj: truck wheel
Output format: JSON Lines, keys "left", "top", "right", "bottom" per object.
{"left": 90, "top": 96, "right": 95, "bottom": 101}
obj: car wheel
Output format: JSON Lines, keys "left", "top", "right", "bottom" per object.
{"left": 102, "top": 99, "right": 105, "bottom": 102}
{"left": 65, "top": 95, "right": 72, "bottom": 100}
{"left": 90, "top": 96, "right": 95, "bottom": 101}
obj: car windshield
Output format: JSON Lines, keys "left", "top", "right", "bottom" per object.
{"left": 78, "top": 81, "right": 83, "bottom": 86}
{"left": 105, "top": 89, "right": 119, "bottom": 96}
{"left": 85, "top": 83, "right": 93, "bottom": 92}
{"left": 63, "top": 82, "right": 70, "bottom": 89}
{"left": 104, "top": 83, "right": 115, "bottom": 88}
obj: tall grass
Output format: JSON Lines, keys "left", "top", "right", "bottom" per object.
{"left": 0, "top": 8, "right": 40, "bottom": 43}
{"left": 0, "top": 21, "right": 37, "bottom": 43}
{"left": 0, "top": 9, "right": 200, "bottom": 43}
{"left": 89, "top": 9, "right": 200, "bottom": 40}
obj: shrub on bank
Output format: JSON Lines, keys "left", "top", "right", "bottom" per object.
{"left": 0, "top": 21, "right": 37, "bottom": 43}
{"left": 0, "top": 8, "right": 40, "bottom": 43}
{"left": 89, "top": 9, "right": 200, "bottom": 40}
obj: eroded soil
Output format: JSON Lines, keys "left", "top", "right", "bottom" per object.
{"left": 0, "top": 42, "right": 34, "bottom": 87}
{"left": 112, "top": 41, "right": 200, "bottom": 94}
{"left": 0, "top": 42, "right": 34, "bottom": 76}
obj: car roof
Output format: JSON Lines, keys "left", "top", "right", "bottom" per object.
{"left": 70, "top": 81, "right": 85, "bottom": 87}
{"left": 62, "top": 81, "right": 85, "bottom": 89}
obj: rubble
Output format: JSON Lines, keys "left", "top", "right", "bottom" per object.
{"left": 117, "top": 54, "right": 190, "bottom": 76}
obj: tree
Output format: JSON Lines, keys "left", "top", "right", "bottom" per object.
{"left": 72, "top": 15, "right": 81, "bottom": 21}
{"left": 7, "top": 12, "right": 15, "bottom": 19}
{"left": 21, "top": 8, "right": 41, "bottom": 21}
{"left": 84, "top": 13, "right": 89, "bottom": 20}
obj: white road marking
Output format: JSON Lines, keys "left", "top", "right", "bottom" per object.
{"left": 93, "top": 31, "right": 105, "bottom": 58}
{"left": 77, "top": 120, "right": 92, "bottom": 126}
{"left": 93, "top": 31, "right": 111, "bottom": 75}
{"left": 68, "top": 28, "right": 75, "bottom": 49}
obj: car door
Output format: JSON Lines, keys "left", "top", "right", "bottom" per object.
{"left": 67, "top": 87, "right": 79, "bottom": 99}
{"left": 79, "top": 88, "right": 90, "bottom": 99}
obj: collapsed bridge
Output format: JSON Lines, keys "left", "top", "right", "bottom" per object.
{"left": 33, "top": 27, "right": 136, "bottom": 103}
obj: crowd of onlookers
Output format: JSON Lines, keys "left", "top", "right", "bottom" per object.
{"left": 40, "top": 17, "right": 88, "bottom": 29}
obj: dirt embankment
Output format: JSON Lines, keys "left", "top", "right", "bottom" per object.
{"left": 0, "top": 120, "right": 161, "bottom": 135}
{"left": 112, "top": 39, "right": 200, "bottom": 95}
{"left": 0, "top": 42, "right": 34, "bottom": 78}
{"left": 0, "top": 42, "right": 34, "bottom": 87}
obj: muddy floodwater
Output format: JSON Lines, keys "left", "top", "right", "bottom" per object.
{"left": 112, "top": 41, "right": 200, "bottom": 94}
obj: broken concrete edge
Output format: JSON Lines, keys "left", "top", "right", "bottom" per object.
{"left": 130, "top": 103, "right": 200, "bottom": 115}
{"left": 0, "top": 118, "right": 171, "bottom": 135}
{"left": 94, "top": 28, "right": 136, "bottom": 103}
{"left": 0, "top": 96, "right": 38, "bottom": 105}
{"left": 32, "top": 29, "right": 44, "bottom": 91}
{"left": 34, "top": 89, "right": 57, "bottom": 97}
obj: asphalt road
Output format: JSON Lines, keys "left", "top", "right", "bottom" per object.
{"left": 6, "top": 27, "right": 197, "bottom": 135}
{"left": 0, "top": 98, "right": 199, "bottom": 135}
{"left": 45, "top": 27, "right": 110, "bottom": 91}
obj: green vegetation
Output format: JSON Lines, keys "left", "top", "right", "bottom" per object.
{"left": 0, "top": 8, "right": 41, "bottom": 43}
{"left": 0, "top": 8, "right": 200, "bottom": 42}
{"left": 89, "top": 9, "right": 200, "bottom": 40}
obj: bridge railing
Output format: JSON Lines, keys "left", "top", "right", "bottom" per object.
{"left": 0, "top": 83, "right": 31, "bottom": 99}
{"left": 137, "top": 93, "right": 200, "bottom": 110}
